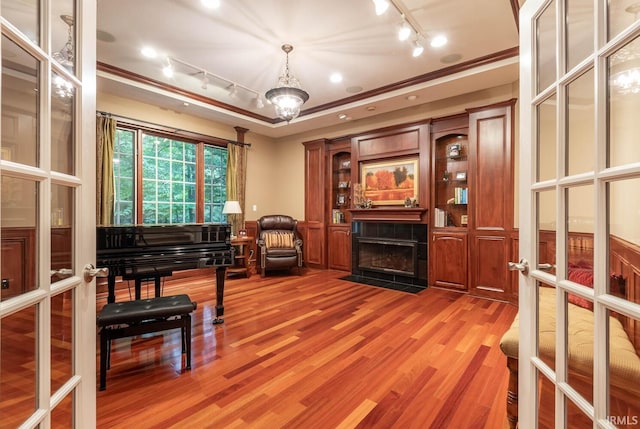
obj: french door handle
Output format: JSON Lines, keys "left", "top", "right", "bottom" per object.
{"left": 83, "top": 264, "right": 109, "bottom": 282}
{"left": 507, "top": 258, "right": 529, "bottom": 275}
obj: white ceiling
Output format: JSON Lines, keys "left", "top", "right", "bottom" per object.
{"left": 95, "top": 0, "right": 521, "bottom": 138}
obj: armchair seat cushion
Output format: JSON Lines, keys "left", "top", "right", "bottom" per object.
{"left": 265, "top": 247, "right": 298, "bottom": 257}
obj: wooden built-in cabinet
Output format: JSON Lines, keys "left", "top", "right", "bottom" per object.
{"left": 303, "top": 139, "right": 328, "bottom": 269}
{"left": 304, "top": 100, "right": 516, "bottom": 302}
{"left": 431, "top": 231, "right": 468, "bottom": 290}
{"left": 326, "top": 140, "right": 352, "bottom": 271}
{"left": 429, "top": 101, "right": 516, "bottom": 301}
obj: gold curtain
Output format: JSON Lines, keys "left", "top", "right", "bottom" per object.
{"left": 226, "top": 142, "right": 247, "bottom": 234}
{"left": 96, "top": 115, "right": 116, "bottom": 225}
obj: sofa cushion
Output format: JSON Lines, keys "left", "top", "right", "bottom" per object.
{"left": 264, "top": 231, "right": 294, "bottom": 249}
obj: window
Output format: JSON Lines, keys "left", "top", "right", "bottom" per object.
{"left": 112, "top": 125, "right": 227, "bottom": 225}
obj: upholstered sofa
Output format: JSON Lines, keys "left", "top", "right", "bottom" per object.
{"left": 256, "top": 215, "right": 303, "bottom": 277}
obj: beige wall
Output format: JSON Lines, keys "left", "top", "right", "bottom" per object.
{"left": 97, "top": 82, "right": 520, "bottom": 223}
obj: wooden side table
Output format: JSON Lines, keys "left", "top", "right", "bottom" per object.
{"left": 226, "top": 236, "right": 253, "bottom": 278}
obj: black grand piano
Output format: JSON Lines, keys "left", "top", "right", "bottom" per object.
{"left": 96, "top": 223, "right": 233, "bottom": 323}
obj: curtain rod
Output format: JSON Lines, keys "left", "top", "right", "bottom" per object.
{"left": 96, "top": 110, "right": 251, "bottom": 147}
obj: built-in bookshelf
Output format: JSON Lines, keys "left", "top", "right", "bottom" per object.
{"left": 433, "top": 133, "right": 469, "bottom": 228}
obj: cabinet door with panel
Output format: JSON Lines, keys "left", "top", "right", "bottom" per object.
{"left": 430, "top": 231, "right": 468, "bottom": 291}
{"left": 327, "top": 225, "right": 351, "bottom": 271}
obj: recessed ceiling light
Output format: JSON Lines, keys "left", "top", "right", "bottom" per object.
{"left": 366, "top": 106, "right": 376, "bottom": 111}
{"left": 430, "top": 35, "right": 448, "bottom": 48}
{"left": 406, "top": 95, "right": 418, "bottom": 101}
{"left": 183, "top": 102, "right": 189, "bottom": 107}
{"left": 441, "top": 53, "right": 462, "bottom": 64}
{"left": 201, "top": 0, "right": 221, "bottom": 8}
{"left": 330, "top": 73, "right": 343, "bottom": 83}
{"left": 338, "top": 113, "right": 347, "bottom": 120}
{"left": 141, "top": 46, "right": 157, "bottom": 58}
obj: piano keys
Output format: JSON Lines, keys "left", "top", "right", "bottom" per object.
{"left": 96, "top": 223, "right": 233, "bottom": 323}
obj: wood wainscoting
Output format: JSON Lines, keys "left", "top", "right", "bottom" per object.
{"left": 96, "top": 269, "right": 516, "bottom": 428}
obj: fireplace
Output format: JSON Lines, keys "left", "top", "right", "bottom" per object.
{"left": 357, "top": 238, "right": 418, "bottom": 277}
{"left": 351, "top": 221, "right": 427, "bottom": 290}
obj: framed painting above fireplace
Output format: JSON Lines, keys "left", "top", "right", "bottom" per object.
{"left": 361, "top": 157, "right": 419, "bottom": 206}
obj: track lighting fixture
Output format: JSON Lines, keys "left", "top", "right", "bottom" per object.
{"left": 201, "top": 72, "right": 209, "bottom": 89}
{"left": 154, "top": 55, "right": 264, "bottom": 109}
{"left": 374, "top": 0, "right": 446, "bottom": 57}
{"left": 372, "top": 0, "right": 390, "bottom": 16}
{"left": 412, "top": 40, "right": 424, "bottom": 57}
{"left": 162, "top": 59, "right": 174, "bottom": 78}
{"left": 398, "top": 18, "right": 411, "bottom": 41}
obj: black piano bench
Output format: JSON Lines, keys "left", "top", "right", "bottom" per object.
{"left": 96, "top": 294, "right": 197, "bottom": 391}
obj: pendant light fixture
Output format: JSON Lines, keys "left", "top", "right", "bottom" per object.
{"left": 265, "top": 44, "right": 309, "bottom": 122}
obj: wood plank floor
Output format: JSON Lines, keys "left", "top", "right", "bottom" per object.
{"left": 96, "top": 269, "right": 517, "bottom": 429}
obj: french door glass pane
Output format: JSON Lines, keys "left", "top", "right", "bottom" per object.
{"left": 607, "top": 310, "right": 640, "bottom": 425}
{"left": 608, "top": 1, "right": 640, "bottom": 42}
{"left": 1, "top": 35, "right": 39, "bottom": 167}
{"left": 537, "top": 0, "right": 557, "bottom": 93}
{"left": 51, "top": 184, "right": 73, "bottom": 282}
{"left": 50, "top": 0, "right": 76, "bottom": 74}
{"left": 51, "top": 393, "right": 73, "bottom": 428}
{"left": 537, "top": 282, "right": 556, "bottom": 371}
{"left": 537, "top": 95, "right": 557, "bottom": 181}
{"left": 566, "top": 185, "right": 593, "bottom": 269}
{"left": 566, "top": 0, "right": 593, "bottom": 71}
{"left": 1, "top": 176, "right": 38, "bottom": 298}
{"left": 1, "top": 0, "right": 40, "bottom": 44}
{"left": 566, "top": 70, "right": 594, "bottom": 176}
{"left": 566, "top": 398, "right": 592, "bottom": 427}
{"left": 567, "top": 299, "right": 594, "bottom": 404}
{"left": 608, "top": 36, "right": 640, "bottom": 168}
{"left": 608, "top": 178, "right": 640, "bottom": 297}
{"left": 537, "top": 370, "right": 555, "bottom": 429}
{"left": 51, "top": 72, "right": 75, "bottom": 175}
{"left": 51, "top": 289, "right": 73, "bottom": 393}
{"left": 0, "top": 304, "right": 38, "bottom": 427}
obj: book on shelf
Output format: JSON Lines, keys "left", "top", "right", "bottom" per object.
{"left": 434, "top": 208, "right": 447, "bottom": 228}
{"left": 454, "top": 187, "right": 468, "bottom": 204}
{"left": 332, "top": 209, "right": 345, "bottom": 224}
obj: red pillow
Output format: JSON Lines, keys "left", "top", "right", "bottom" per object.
{"left": 567, "top": 265, "right": 594, "bottom": 310}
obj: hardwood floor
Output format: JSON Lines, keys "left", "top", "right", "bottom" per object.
{"left": 96, "top": 269, "right": 517, "bottom": 429}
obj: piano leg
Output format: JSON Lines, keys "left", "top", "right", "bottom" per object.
{"left": 107, "top": 275, "right": 116, "bottom": 304}
{"left": 213, "top": 266, "right": 225, "bottom": 324}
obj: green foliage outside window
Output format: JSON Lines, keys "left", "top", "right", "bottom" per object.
{"left": 112, "top": 127, "right": 227, "bottom": 225}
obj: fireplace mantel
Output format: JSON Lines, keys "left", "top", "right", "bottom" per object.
{"left": 349, "top": 207, "right": 427, "bottom": 223}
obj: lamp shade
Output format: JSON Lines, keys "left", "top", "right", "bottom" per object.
{"left": 222, "top": 200, "right": 242, "bottom": 214}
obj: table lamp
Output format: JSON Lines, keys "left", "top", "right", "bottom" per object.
{"left": 222, "top": 200, "right": 242, "bottom": 237}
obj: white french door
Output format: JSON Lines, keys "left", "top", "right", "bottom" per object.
{"left": 519, "top": 0, "right": 640, "bottom": 428}
{"left": 0, "top": 0, "right": 96, "bottom": 428}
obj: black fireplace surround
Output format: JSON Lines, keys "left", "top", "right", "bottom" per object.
{"left": 350, "top": 221, "right": 428, "bottom": 291}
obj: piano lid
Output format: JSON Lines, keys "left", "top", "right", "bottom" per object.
{"left": 97, "top": 223, "right": 231, "bottom": 251}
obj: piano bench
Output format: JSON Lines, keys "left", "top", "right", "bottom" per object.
{"left": 96, "top": 294, "right": 197, "bottom": 391}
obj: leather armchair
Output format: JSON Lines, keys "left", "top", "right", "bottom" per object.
{"left": 257, "top": 215, "right": 303, "bottom": 277}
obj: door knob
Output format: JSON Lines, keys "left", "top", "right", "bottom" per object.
{"left": 507, "top": 258, "right": 529, "bottom": 274}
{"left": 83, "top": 264, "right": 109, "bottom": 282}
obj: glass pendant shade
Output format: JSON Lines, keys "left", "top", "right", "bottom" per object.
{"left": 265, "top": 44, "right": 309, "bottom": 122}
